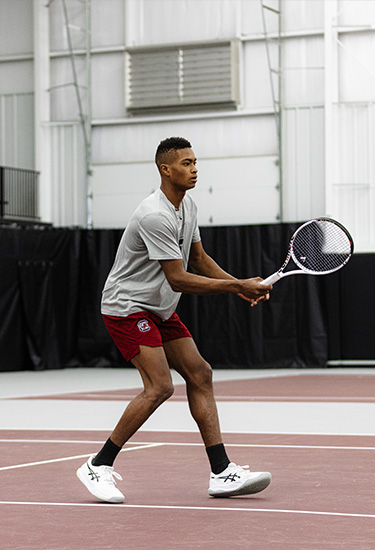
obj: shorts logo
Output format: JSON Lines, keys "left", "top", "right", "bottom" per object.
{"left": 137, "top": 319, "right": 151, "bottom": 332}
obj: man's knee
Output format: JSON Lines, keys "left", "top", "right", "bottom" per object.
{"left": 147, "top": 382, "right": 174, "bottom": 405}
{"left": 200, "top": 360, "right": 213, "bottom": 387}
{"left": 188, "top": 359, "right": 213, "bottom": 389}
{"left": 160, "top": 382, "right": 175, "bottom": 401}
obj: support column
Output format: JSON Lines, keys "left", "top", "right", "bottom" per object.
{"left": 33, "top": 0, "right": 52, "bottom": 223}
{"left": 324, "top": 0, "right": 339, "bottom": 218}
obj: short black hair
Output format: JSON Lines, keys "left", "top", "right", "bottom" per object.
{"left": 155, "top": 137, "right": 192, "bottom": 167}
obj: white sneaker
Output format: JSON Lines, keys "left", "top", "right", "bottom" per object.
{"left": 76, "top": 455, "right": 125, "bottom": 503}
{"left": 208, "top": 462, "right": 271, "bottom": 497}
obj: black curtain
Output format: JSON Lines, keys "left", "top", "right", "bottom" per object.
{"left": 178, "top": 224, "right": 328, "bottom": 369}
{"left": 0, "top": 224, "right": 373, "bottom": 372}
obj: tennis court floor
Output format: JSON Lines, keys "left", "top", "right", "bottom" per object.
{"left": 1, "top": 368, "right": 375, "bottom": 549}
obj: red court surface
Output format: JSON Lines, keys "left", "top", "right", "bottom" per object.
{"left": 1, "top": 373, "right": 375, "bottom": 549}
{"left": 17, "top": 374, "right": 375, "bottom": 402}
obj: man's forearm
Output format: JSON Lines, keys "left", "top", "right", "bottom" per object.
{"left": 168, "top": 270, "right": 242, "bottom": 295}
{"left": 189, "top": 253, "right": 235, "bottom": 281}
{"left": 161, "top": 256, "right": 270, "bottom": 300}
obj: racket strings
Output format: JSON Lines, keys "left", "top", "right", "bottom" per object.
{"left": 291, "top": 220, "right": 352, "bottom": 273}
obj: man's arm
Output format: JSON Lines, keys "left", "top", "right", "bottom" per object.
{"left": 159, "top": 241, "right": 271, "bottom": 301}
{"left": 188, "top": 240, "right": 237, "bottom": 280}
{"left": 189, "top": 240, "right": 270, "bottom": 304}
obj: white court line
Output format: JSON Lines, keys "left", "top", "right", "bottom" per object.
{"left": 2, "top": 428, "right": 375, "bottom": 436}
{"left": 0, "top": 500, "right": 374, "bottom": 519}
{"left": 214, "top": 397, "right": 375, "bottom": 402}
{"left": 2, "top": 439, "right": 375, "bottom": 451}
{"left": 13, "top": 394, "right": 375, "bottom": 402}
{"left": 0, "top": 443, "right": 164, "bottom": 472}
{"left": 0, "top": 440, "right": 375, "bottom": 452}
{"left": 0, "top": 439, "right": 118, "bottom": 444}
{"left": 2, "top": 439, "right": 375, "bottom": 452}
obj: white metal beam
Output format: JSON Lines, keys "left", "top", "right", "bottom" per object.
{"left": 324, "top": 0, "right": 339, "bottom": 218}
{"left": 33, "top": 0, "right": 52, "bottom": 223}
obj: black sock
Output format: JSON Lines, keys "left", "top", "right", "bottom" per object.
{"left": 206, "top": 443, "right": 230, "bottom": 474}
{"left": 92, "top": 438, "right": 122, "bottom": 467}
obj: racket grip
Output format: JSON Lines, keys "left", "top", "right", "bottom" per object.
{"left": 261, "top": 272, "right": 281, "bottom": 285}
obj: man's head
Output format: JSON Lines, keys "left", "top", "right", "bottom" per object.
{"left": 155, "top": 137, "right": 192, "bottom": 171}
{"left": 155, "top": 137, "right": 198, "bottom": 194}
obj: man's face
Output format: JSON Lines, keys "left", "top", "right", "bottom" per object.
{"left": 164, "top": 148, "right": 198, "bottom": 191}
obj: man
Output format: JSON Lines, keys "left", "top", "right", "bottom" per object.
{"left": 77, "top": 137, "right": 272, "bottom": 503}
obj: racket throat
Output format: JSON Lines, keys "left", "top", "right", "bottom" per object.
{"left": 262, "top": 271, "right": 283, "bottom": 285}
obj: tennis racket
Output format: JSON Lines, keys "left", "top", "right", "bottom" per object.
{"left": 261, "top": 217, "right": 354, "bottom": 285}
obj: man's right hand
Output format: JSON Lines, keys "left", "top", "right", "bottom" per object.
{"left": 238, "top": 277, "right": 272, "bottom": 304}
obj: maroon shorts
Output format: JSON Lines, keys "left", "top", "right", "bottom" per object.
{"left": 102, "top": 311, "right": 192, "bottom": 362}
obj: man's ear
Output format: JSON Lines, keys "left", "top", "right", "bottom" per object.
{"left": 160, "top": 163, "right": 170, "bottom": 176}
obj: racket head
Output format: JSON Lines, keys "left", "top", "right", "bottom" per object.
{"left": 289, "top": 217, "right": 354, "bottom": 275}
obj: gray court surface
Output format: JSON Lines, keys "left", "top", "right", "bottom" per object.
{"left": 1, "top": 368, "right": 375, "bottom": 436}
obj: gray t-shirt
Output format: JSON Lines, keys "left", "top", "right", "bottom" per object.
{"left": 101, "top": 188, "right": 201, "bottom": 320}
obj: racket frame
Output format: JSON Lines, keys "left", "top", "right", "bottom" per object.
{"left": 262, "top": 217, "right": 354, "bottom": 286}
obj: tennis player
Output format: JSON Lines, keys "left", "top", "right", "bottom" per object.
{"left": 77, "top": 137, "right": 272, "bottom": 503}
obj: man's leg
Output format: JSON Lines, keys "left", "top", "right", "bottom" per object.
{"left": 76, "top": 345, "right": 174, "bottom": 502}
{"left": 163, "top": 337, "right": 222, "bottom": 448}
{"left": 92, "top": 345, "right": 173, "bottom": 465}
{"left": 163, "top": 337, "right": 231, "bottom": 473}
{"left": 163, "top": 337, "right": 272, "bottom": 497}
{"left": 110, "top": 345, "right": 174, "bottom": 447}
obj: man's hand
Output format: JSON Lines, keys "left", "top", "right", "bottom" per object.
{"left": 238, "top": 277, "right": 272, "bottom": 306}
{"left": 238, "top": 293, "right": 270, "bottom": 306}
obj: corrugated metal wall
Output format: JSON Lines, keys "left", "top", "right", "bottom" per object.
{"left": 0, "top": 93, "right": 34, "bottom": 169}
{"left": 331, "top": 103, "right": 375, "bottom": 251}
{"left": 1, "top": 0, "right": 375, "bottom": 249}
{"left": 47, "top": 122, "right": 86, "bottom": 227}
{"left": 282, "top": 106, "right": 325, "bottom": 222}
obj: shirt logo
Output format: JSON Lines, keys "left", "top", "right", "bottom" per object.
{"left": 137, "top": 319, "right": 151, "bottom": 332}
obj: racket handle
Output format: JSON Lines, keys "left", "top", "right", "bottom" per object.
{"left": 261, "top": 272, "right": 281, "bottom": 285}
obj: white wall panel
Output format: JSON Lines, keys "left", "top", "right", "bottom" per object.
{"left": 50, "top": 0, "right": 125, "bottom": 51}
{"left": 330, "top": 103, "right": 375, "bottom": 251}
{"left": 125, "top": 0, "right": 239, "bottom": 46}
{"left": 0, "top": 61, "right": 34, "bottom": 94}
{"left": 339, "top": 32, "right": 375, "bottom": 102}
{"left": 191, "top": 155, "right": 280, "bottom": 225}
{"left": 93, "top": 191, "right": 149, "bottom": 228}
{"left": 48, "top": 123, "right": 86, "bottom": 226}
{"left": 92, "top": 155, "right": 279, "bottom": 228}
{"left": 49, "top": 0, "right": 86, "bottom": 51}
{"left": 92, "top": 114, "right": 278, "bottom": 164}
{"left": 243, "top": 41, "right": 275, "bottom": 109}
{"left": 123, "top": 0, "right": 282, "bottom": 46}
{"left": 241, "top": 0, "right": 278, "bottom": 36}
{"left": 337, "top": 0, "right": 375, "bottom": 27}
{"left": 91, "top": 0, "right": 125, "bottom": 48}
{"left": 92, "top": 53, "right": 125, "bottom": 119}
{"left": 335, "top": 185, "right": 372, "bottom": 248}
{"left": 282, "top": 0, "right": 324, "bottom": 32}
{"left": 0, "top": 0, "right": 33, "bottom": 55}
{"left": 92, "top": 162, "right": 157, "bottom": 228}
{"left": 1, "top": 0, "right": 374, "bottom": 251}
{"left": 283, "top": 36, "right": 324, "bottom": 106}
{"left": 50, "top": 56, "right": 88, "bottom": 121}
{"left": 93, "top": 162, "right": 157, "bottom": 196}
{"left": 282, "top": 106, "right": 325, "bottom": 222}
{"left": 0, "top": 93, "right": 34, "bottom": 169}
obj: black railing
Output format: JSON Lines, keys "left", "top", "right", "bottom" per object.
{"left": 0, "top": 166, "right": 39, "bottom": 221}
